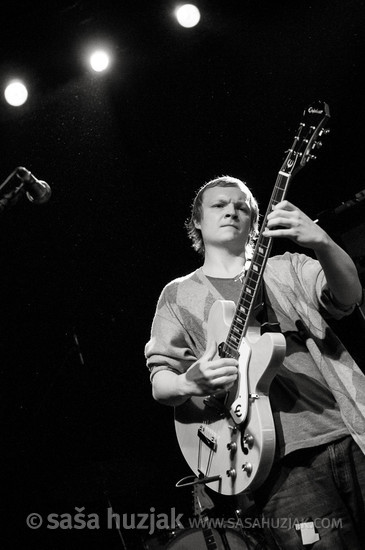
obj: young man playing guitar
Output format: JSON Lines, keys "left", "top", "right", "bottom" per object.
{"left": 145, "top": 175, "right": 365, "bottom": 548}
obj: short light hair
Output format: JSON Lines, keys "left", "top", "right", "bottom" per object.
{"left": 185, "top": 176, "right": 259, "bottom": 257}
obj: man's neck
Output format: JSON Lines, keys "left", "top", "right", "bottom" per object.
{"left": 202, "top": 249, "right": 246, "bottom": 278}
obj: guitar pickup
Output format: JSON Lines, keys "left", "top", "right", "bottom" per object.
{"left": 218, "top": 342, "right": 240, "bottom": 360}
{"left": 203, "top": 394, "right": 227, "bottom": 416}
{"left": 198, "top": 425, "right": 218, "bottom": 451}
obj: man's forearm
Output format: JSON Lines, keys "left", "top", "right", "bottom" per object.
{"left": 152, "top": 370, "right": 190, "bottom": 407}
{"left": 314, "top": 235, "right": 363, "bottom": 306}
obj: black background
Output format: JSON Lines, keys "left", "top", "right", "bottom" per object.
{"left": 1, "top": 1, "right": 364, "bottom": 548}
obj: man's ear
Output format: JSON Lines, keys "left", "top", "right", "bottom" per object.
{"left": 194, "top": 219, "right": 201, "bottom": 230}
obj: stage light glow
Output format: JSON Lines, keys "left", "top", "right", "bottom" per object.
{"left": 4, "top": 80, "right": 28, "bottom": 106}
{"left": 175, "top": 4, "right": 201, "bottom": 28}
{"left": 89, "top": 50, "right": 110, "bottom": 72}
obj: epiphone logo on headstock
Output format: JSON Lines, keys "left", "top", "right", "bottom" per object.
{"left": 287, "top": 159, "right": 294, "bottom": 168}
{"left": 308, "top": 107, "right": 323, "bottom": 114}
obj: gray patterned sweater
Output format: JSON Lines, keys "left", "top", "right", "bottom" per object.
{"left": 145, "top": 252, "right": 365, "bottom": 456}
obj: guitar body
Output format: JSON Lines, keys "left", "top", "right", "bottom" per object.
{"left": 175, "top": 299, "right": 286, "bottom": 495}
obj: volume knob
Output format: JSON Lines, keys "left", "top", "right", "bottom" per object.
{"left": 243, "top": 434, "right": 254, "bottom": 448}
{"left": 242, "top": 462, "right": 253, "bottom": 475}
{"left": 227, "top": 442, "right": 237, "bottom": 453}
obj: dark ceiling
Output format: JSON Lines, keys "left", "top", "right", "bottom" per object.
{"left": 1, "top": 1, "right": 365, "bottom": 548}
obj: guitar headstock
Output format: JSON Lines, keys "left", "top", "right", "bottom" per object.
{"left": 193, "top": 483, "right": 215, "bottom": 516}
{"left": 281, "top": 100, "right": 330, "bottom": 176}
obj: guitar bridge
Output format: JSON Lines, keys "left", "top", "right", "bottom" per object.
{"left": 198, "top": 425, "right": 218, "bottom": 451}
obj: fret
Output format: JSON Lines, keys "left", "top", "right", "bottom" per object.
{"left": 227, "top": 336, "right": 239, "bottom": 349}
{"left": 246, "top": 274, "right": 261, "bottom": 287}
{"left": 249, "top": 265, "right": 263, "bottom": 277}
{"left": 234, "top": 317, "right": 244, "bottom": 325}
{"left": 275, "top": 182, "right": 286, "bottom": 191}
{"left": 236, "top": 306, "right": 251, "bottom": 320}
{"left": 236, "top": 310, "right": 245, "bottom": 319}
{"left": 241, "top": 294, "right": 252, "bottom": 309}
{"left": 249, "top": 266, "right": 262, "bottom": 275}
{"left": 246, "top": 278, "right": 259, "bottom": 290}
{"left": 228, "top": 327, "right": 245, "bottom": 344}
{"left": 255, "top": 248, "right": 266, "bottom": 259}
{"left": 245, "top": 271, "right": 259, "bottom": 286}
{"left": 253, "top": 252, "right": 265, "bottom": 262}
{"left": 256, "top": 246, "right": 267, "bottom": 257}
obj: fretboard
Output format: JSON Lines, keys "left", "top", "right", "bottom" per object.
{"left": 223, "top": 170, "right": 292, "bottom": 355}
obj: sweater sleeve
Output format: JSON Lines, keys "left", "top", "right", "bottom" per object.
{"left": 290, "top": 253, "right": 356, "bottom": 320}
{"left": 144, "top": 282, "right": 198, "bottom": 380}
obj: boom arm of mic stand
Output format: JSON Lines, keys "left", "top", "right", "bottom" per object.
{"left": 0, "top": 168, "right": 28, "bottom": 213}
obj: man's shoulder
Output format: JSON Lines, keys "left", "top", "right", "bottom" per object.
{"left": 155, "top": 268, "right": 210, "bottom": 315}
{"left": 265, "top": 252, "right": 321, "bottom": 289}
{"left": 159, "top": 269, "right": 203, "bottom": 299}
{"left": 267, "top": 251, "right": 315, "bottom": 270}
{"left": 164, "top": 268, "right": 201, "bottom": 288}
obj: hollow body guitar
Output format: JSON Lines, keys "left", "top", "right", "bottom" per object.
{"left": 176, "top": 308, "right": 286, "bottom": 496}
{"left": 175, "top": 101, "right": 331, "bottom": 496}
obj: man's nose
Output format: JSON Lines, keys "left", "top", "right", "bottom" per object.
{"left": 225, "top": 204, "right": 238, "bottom": 218}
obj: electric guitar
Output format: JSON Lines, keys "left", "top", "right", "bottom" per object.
{"left": 175, "top": 101, "right": 330, "bottom": 495}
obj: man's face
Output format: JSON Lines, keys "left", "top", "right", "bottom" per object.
{"left": 195, "top": 185, "right": 252, "bottom": 254}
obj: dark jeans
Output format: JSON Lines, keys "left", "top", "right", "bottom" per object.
{"left": 255, "top": 436, "right": 365, "bottom": 549}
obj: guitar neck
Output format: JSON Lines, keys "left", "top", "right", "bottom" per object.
{"left": 200, "top": 513, "right": 219, "bottom": 550}
{"left": 224, "top": 170, "right": 292, "bottom": 354}
{"left": 219, "top": 102, "right": 330, "bottom": 358}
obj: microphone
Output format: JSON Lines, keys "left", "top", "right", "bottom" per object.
{"left": 16, "top": 166, "right": 52, "bottom": 204}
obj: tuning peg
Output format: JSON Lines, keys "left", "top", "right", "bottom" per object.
{"left": 320, "top": 128, "right": 330, "bottom": 135}
{"left": 313, "top": 141, "right": 323, "bottom": 149}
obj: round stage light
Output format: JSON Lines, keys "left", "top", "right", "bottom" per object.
{"left": 4, "top": 80, "right": 28, "bottom": 106}
{"left": 89, "top": 50, "right": 110, "bottom": 72}
{"left": 175, "top": 4, "right": 201, "bottom": 28}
